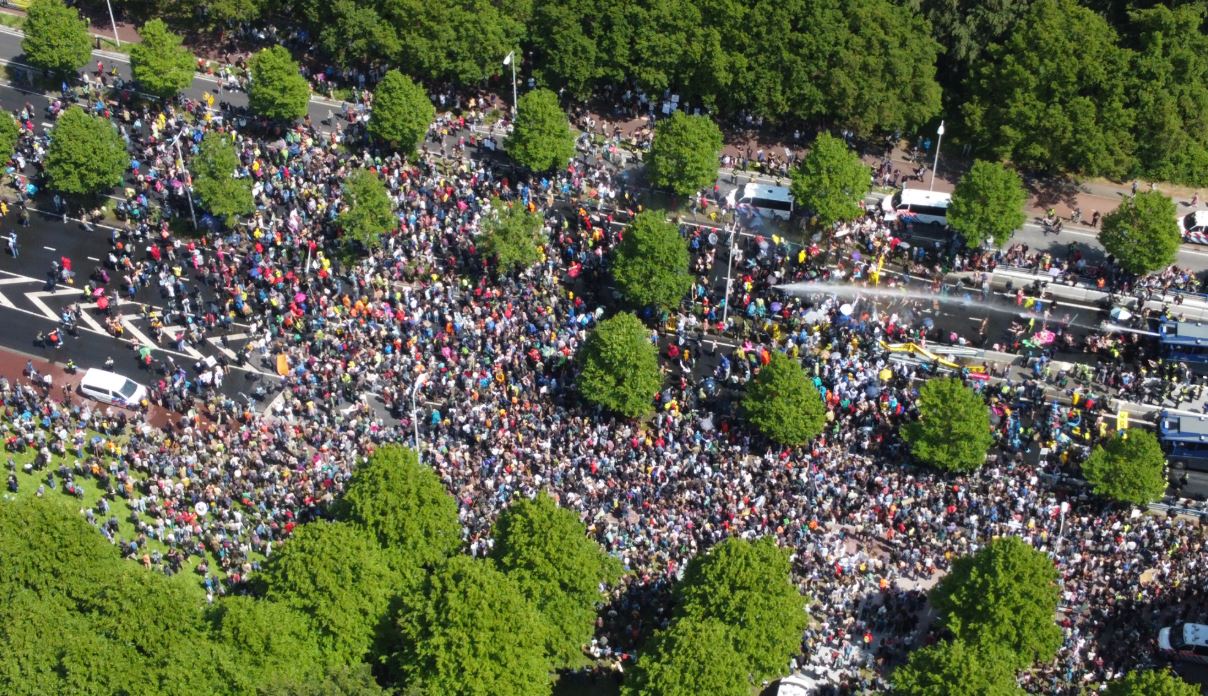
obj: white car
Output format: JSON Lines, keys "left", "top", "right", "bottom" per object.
{"left": 1158, "top": 622, "right": 1208, "bottom": 664}
{"left": 79, "top": 368, "right": 147, "bottom": 408}
{"left": 1180, "top": 211, "right": 1208, "bottom": 243}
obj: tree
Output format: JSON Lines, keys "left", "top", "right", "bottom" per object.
{"left": 962, "top": 0, "right": 1135, "bottom": 177}
{"left": 338, "top": 444, "right": 461, "bottom": 569}
{"left": 947, "top": 160, "right": 1027, "bottom": 248}
{"left": 891, "top": 640, "right": 1023, "bottom": 696}
{"left": 1128, "top": 4, "right": 1208, "bottom": 187}
{"left": 0, "top": 114, "right": 21, "bottom": 166}
{"left": 213, "top": 596, "right": 325, "bottom": 692}
{"left": 368, "top": 69, "right": 435, "bottom": 154}
{"left": 931, "top": 537, "right": 1061, "bottom": 670}
{"left": 45, "top": 106, "right": 128, "bottom": 196}
{"left": 258, "top": 664, "right": 392, "bottom": 696}
{"left": 257, "top": 521, "right": 399, "bottom": 667}
{"left": 577, "top": 312, "right": 662, "bottom": 418}
{"left": 903, "top": 377, "right": 993, "bottom": 472}
{"left": 612, "top": 211, "right": 691, "bottom": 310}
{"left": 676, "top": 537, "right": 808, "bottom": 683}
{"left": 621, "top": 619, "right": 749, "bottom": 696}
{"left": 130, "top": 20, "right": 195, "bottom": 100}
{"left": 491, "top": 492, "right": 624, "bottom": 669}
{"left": 742, "top": 352, "right": 826, "bottom": 446}
{"left": 479, "top": 198, "right": 547, "bottom": 275}
{"left": 192, "top": 132, "right": 253, "bottom": 223}
{"left": 646, "top": 111, "right": 723, "bottom": 196}
{"left": 388, "top": 0, "right": 522, "bottom": 84}
{"left": 1104, "top": 668, "right": 1200, "bottom": 696}
{"left": 319, "top": 0, "right": 400, "bottom": 69}
{"left": 1099, "top": 190, "right": 1180, "bottom": 275}
{"left": 790, "top": 133, "right": 870, "bottom": 229}
{"left": 1081, "top": 430, "right": 1168, "bottom": 505}
{"left": 506, "top": 88, "right": 575, "bottom": 172}
{"left": 248, "top": 46, "right": 311, "bottom": 122}
{"left": 21, "top": 0, "right": 91, "bottom": 76}
{"left": 394, "top": 555, "right": 552, "bottom": 696}
{"left": 337, "top": 169, "right": 395, "bottom": 250}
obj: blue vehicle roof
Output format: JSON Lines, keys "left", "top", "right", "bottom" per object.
{"left": 1159, "top": 321, "right": 1208, "bottom": 345}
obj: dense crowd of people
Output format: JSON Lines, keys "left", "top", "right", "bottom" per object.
{"left": 0, "top": 71, "right": 1204, "bottom": 695}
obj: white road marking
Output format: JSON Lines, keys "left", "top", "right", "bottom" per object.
{"left": 0, "top": 277, "right": 34, "bottom": 285}
{"left": 86, "top": 256, "right": 99, "bottom": 262}
{"left": 42, "top": 246, "right": 54, "bottom": 251}
{"left": 25, "top": 288, "right": 81, "bottom": 320}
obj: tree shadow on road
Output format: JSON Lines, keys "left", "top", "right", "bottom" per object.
{"left": 1027, "top": 176, "right": 1085, "bottom": 210}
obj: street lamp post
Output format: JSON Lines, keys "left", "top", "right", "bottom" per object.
{"left": 720, "top": 219, "right": 736, "bottom": 331}
{"left": 410, "top": 373, "right": 430, "bottom": 466}
{"left": 503, "top": 51, "right": 518, "bottom": 118}
{"left": 171, "top": 130, "right": 198, "bottom": 231}
{"left": 928, "top": 120, "right": 945, "bottom": 192}
{"left": 104, "top": 0, "right": 120, "bottom": 48}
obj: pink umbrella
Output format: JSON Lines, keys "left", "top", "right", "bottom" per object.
{"left": 1034, "top": 329, "right": 1055, "bottom": 345}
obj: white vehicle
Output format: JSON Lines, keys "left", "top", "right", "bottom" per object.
{"left": 881, "top": 188, "right": 951, "bottom": 226}
{"left": 726, "top": 183, "right": 794, "bottom": 220}
{"left": 1158, "top": 622, "right": 1208, "bottom": 664}
{"left": 1180, "top": 210, "right": 1208, "bottom": 243}
{"left": 78, "top": 368, "right": 147, "bottom": 409}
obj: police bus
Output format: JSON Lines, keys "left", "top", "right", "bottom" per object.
{"left": 1158, "top": 320, "right": 1208, "bottom": 363}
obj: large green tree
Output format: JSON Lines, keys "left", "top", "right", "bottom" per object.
{"left": 1128, "top": 4, "right": 1208, "bottom": 187}
{"left": 891, "top": 640, "right": 1023, "bottom": 696}
{"left": 212, "top": 596, "right": 325, "bottom": 692}
{"left": 256, "top": 520, "right": 399, "bottom": 667}
{"left": 743, "top": 352, "right": 827, "bottom": 446}
{"left": 338, "top": 444, "right": 461, "bottom": 569}
{"left": 577, "top": 311, "right": 662, "bottom": 418}
{"left": 0, "top": 114, "right": 21, "bottom": 163}
{"left": 479, "top": 198, "right": 547, "bottom": 275}
{"left": 130, "top": 20, "right": 195, "bottom": 100}
{"left": 1081, "top": 430, "right": 1168, "bottom": 505}
{"left": 947, "top": 160, "right": 1028, "bottom": 248}
{"left": 903, "top": 377, "right": 993, "bottom": 472}
{"left": 790, "top": 133, "right": 870, "bottom": 229}
{"left": 393, "top": 555, "right": 552, "bottom": 696}
{"left": 963, "top": 0, "right": 1135, "bottom": 177}
{"left": 368, "top": 69, "right": 435, "bottom": 154}
{"left": 676, "top": 537, "right": 808, "bottom": 683}
{"left": 621, "top": 618, "right": 749, "bottom": 696}
{"left": 248, "top": 46, "right": 311, "bottom": 122}
{"left": 491, "top": 492, "right": 623, "bottom": 669}
{"left": 647, "top": 111, "right": 723, "bottom": 196}
{"left": 318, "top": 0, "right": 400, "bottom": 69}
{"left": 1103, "top": 668, "right": 1200, "bottom": 696}
{"left": 931, "top": 537, "right": 1061, "bottom": 670}
{"left": 21, "top": 0, "right": 91, "bottom": 76}
{"left": 388, "top": 0, "right": 522, "bottom": 84}
{"left": 337, "top": 169, "right": 395, "bottom": 250}
{"left": 192, "top": 132, "right": 254, "bottom": 223}
{"left": 1098, "top": 190, "right": 1180, "bottom": 275}
{"left": 506, "top": 88, "right": 576, "bottom": 172}
{"left": 45, "top": 106, "right": 129, "bottom": 196}
{"left": 612, "top": 211, "right": 691, "bottom": 310}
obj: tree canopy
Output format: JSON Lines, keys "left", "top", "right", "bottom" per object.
{"left": 338, "top": 444, "right": 462, "bottom": 569}
{"left": 506, "top": 88, "right": 576, "bottom": 172}
{"left": 621, "top": 618, "right": 750, "bottom": 696}
{"left": 1081, "top": 430, "right": 1168, "bottom": 505}
{"left": 368, "top": 69, "right": 435, "bottom": 154}
{"left": 491, "top": 492, "right": 623, "bottom": 669}
{"left": 479, "top": 198, "right": 547, "bottom": 275}
{"left": 256, "top": 520, "right": 399, "bottom": 668}
{"left": 612, "top": 211, "right": 692, "bottom": 310}
{"left": 963, "top": 0, "right": 1135, "bottom": 177}
{"left": 891, "top": 640, "right": 1023, "bottom": 696}
{"left": 742, "top": 352, "right": 827, "bottom": 446}
{"left": 790, "top": 133, "right": 870, "bottom": 229}
{"left": 577, "top": 312, "right": 662, "bottom": 418}
{"left": 337, "top": 169, "right": 396, "bottom": 250}
{"left": 1098, "top": 190, "right": 1181, "bottom": 275}
{"left": 212, "top": 596, "right": 325, "bottom": 692}
{"left": 390, "top": 0, "right": 522, "bottom": 84}
{"left": 393, "top": 555, "right": 552, "bottom": 696}
{"left": 192, "top": 131, "right": 254, "bottom": 223}
{"left": 248, "top": 46, "right": 311, "bottom": 122}
{"left": 45, "top": 106, "right": 129, "bottom": 196}
{"left": 931, "top": 537, "right": 1062, "bottom": 670}
{"left": 947, "top": 160, "right": 1028, "bottom": 248}
{"left": 646, "top": 111, "right": 723, "bottom": 196}
{"left": 675, "top": 537, "right": 809, "bottom": 683}
{"left": 21, "top": 0, "right": 91, "bottom": 76}
{"left": 1103, "top": 668, "right": 1200, "bottom": 696}
{"left": 903, "top": 377, "right": 993, "bottom": 472}
{"left": 130, "top": 19, "right": 196, "bottom": 100}
{"left": 0, "top": 114, "right": 20, "bottom": 162}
